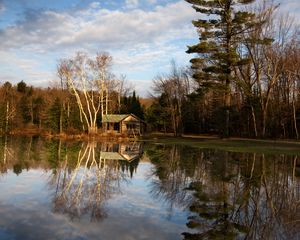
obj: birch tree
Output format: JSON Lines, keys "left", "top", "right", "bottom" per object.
{"left": 57, "top": 52, "right": 114, "bottom": 134}
{"left": 0, "top": 82, "right": 15, "bottom": 133}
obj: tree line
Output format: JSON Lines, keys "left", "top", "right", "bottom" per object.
{"left": 0, "top": 53, "right": 144, "bottom": 135}
{"left": 146, "top": 0, "right": 300, "bottom": 139}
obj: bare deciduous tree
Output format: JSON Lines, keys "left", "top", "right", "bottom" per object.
{"left": 153, "top": 61, "right": 191, "bottom": 136}
{"left": 58, "top": 52, "right": 115, "bottom": 134}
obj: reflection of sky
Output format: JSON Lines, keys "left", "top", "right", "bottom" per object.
{"left": 0, "top": 163, "right": 189, "bottom": 240}
{"left": 0, "top": 169, "right": 51, "bottom": 204}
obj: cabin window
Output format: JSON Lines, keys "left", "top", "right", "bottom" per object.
{"left": 114, "top": 123, "right": 120, "bottom": 131}
{"left": 113, "top": 144, "right": 119, "bottom": 152}
{"left": 126, "top": 123, "right": 136, "bottom": 129}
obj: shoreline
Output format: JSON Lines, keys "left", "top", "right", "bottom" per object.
{"left": 1, "top": 132, "right": 300, "bottom": 154}
{"left": 2, "top": 131, "right": 300, "bottom": 143}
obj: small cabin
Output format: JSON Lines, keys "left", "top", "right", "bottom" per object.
{"left": 102, "top": 114, "right": 145, "bottom": 137}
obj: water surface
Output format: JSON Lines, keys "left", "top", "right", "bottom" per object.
{"left": 0, "top": 136, "right": 299, "bottom": 240}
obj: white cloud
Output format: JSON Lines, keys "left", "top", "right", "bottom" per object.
{"left": 0, "top": 0, "right": 299, "bottom": 95}
{"left": 0, "top": 1, "right": 197, "bottom": 51}
{"left": 0, "top": 50, "right": 55, "bottom": 86}
{"left": 89, "top": 1, "right": 101, "bottom": 9}
{"left": 130, "top": 79, "right": 153, "bottom": 97}
{"left": 0, "top": 1, "right": 198, "bottom": 94}
{"left": 125, "top": 0, "right": 139, "bottom": 9}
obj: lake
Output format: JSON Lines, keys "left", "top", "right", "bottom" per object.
{"left": 0, "top": 136, "right": 299, "bottom": 240}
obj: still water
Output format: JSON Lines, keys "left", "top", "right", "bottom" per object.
{"left": 0, "top": 136, "right": 299, "bottom": 240}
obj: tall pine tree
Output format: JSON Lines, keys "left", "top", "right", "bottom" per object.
{"left": 186, "top": 0, "right": 258, "bottom": 137}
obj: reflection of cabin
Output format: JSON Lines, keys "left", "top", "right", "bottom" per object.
{"left": 100, "top": 142, "right": 143, "bottom": 162}
{"left": 102, "top": 114, "right": 145, "bottom": 137}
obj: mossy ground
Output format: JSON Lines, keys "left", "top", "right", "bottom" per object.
{"left": 143, "top": 135, "right": 300, "bottom": 155}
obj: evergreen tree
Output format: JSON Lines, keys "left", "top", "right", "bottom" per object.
{"left": 186, "top": 0, "right": 258, "bottom": 137}
{"left": 145, "top": 94, "right": 172, "bottom": 133}
{"left": 17, "top": 80, "right": 27, "bottom": 93}
{"left": 47, "top": 98, "right": 62, "bottom": 133}
{"left": 121, "top": 91, "right": 144, "bottom": 119}
{"left": 129, "top": 91, "right": 144, "bottom": 119}
{"left": 19, "top": 95, "right": 32, "bottom": 124}
{"left": 33, "top": 96, "right": 45, "bottom": 127}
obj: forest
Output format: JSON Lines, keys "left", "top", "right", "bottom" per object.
{"left": 0, "top": 0, "right": 299, "bottom": 139}
{"left": 0, "top": 76, "right": 144, "bottom": 136}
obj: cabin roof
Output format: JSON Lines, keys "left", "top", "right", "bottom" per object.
{"left": 102, "top": 114, "right": 142, "bottom": 123}
{"left": 102, "top": 114, "right": 129, "bottom": 123}
{"left": 100, "top": 152, "right": 125, "bottom": 160}
{"left": 100, "top": 151, "right": 138, "bottom": 162}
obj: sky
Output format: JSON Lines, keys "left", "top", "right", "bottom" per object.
{"left": 0, "top": 0, "right": 299, "bottom": 96}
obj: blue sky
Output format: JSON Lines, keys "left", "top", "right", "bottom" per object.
{"left": 0, "top": 0, "right": 299, "bottom": 96}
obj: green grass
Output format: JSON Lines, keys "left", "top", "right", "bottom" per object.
{"left": 143, "top": 136, "right": 300, "bottom": 155}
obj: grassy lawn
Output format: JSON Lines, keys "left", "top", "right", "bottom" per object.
{"left": 143, "top": 135, "right": 300, "bottom": 155}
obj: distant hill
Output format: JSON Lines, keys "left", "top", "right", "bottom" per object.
{"left": 140, "top": 98, "right": 155, "bottom": 109}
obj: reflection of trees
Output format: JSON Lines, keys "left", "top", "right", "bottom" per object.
{"left": 185, "top": 153, "right": 300, "bottom": 239}
{"left": 243, "top": 154, "right": 300, "bottom": 239}
{"left": 147, "top": 145, "right": 300, "bottom": 239}
{"left": 0, "top": 138, "right": 143, "bottom": 222}
{"left": 0, "top": 136, "right": 11, "bottom": 173}
{"left": 0, "top": 137, "right": 142, "bottom": 220}
{"left": 50, "top": 141, "right": 141, "bottom": 221}
{"left": 147, "top": 145, "right": 205, "bottom": 214}
{"left": 0, "top": 136, "right": 44, "bottom": 174}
